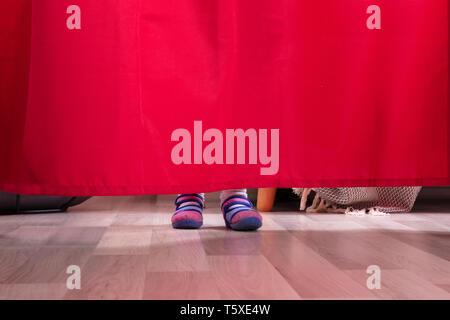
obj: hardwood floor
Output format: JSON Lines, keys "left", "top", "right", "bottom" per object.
{"left": 0, "top": 194, "right": 449, "bottom": 300}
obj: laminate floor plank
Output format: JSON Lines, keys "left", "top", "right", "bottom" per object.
{"left": 4, "top": 247, "right": 93, "bottom": 284}
{"left": 260, "top": 231, "right": 377, "bottom": 299}
{"left": 94, "top": 226, "right": 153, "bottom": 255}
{"left": 147, "top": 229, "right": 209, "bottom": 272}
{"left": 207, "top": 255, "right": 300, "bottom": 300}
{"left": 0, "top": 196, "right": 448, "bottom": 299}
{"left": 343, "top": 269, "right": 450, "bottom": 299}
{"left": 143, "top": 271, "right": 221, "bottom": 300}
{"left": 0, "top": 283, "right": 68, "bottom": 300}
{"left": 64, "top": 255, "right": 148, "bottom": 300}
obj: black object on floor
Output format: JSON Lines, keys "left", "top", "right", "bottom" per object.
{"left": 0, "top": 191, "right": 90, "bottom": 215}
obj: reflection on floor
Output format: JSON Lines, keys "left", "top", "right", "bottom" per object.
{"left": 0, "top": 194, "right": 449, "bottom": 299}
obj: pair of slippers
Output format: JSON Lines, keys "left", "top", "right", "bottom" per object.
{"left": 171, "top": 194, "right": 262, "bottom": 231}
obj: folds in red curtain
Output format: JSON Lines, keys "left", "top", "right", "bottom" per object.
{"left": 0, "top": 0, "right": 448, "bottom": 196}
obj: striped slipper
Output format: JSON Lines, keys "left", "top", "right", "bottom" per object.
{"left": 221, "top": 195, "right": 262, "bottom": 231}
{"left": 172, "top": 194, "right": 204, "bottom": 229}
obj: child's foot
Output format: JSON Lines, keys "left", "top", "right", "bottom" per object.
{"left": 221, "top": 195, "right": 262, "bottom": 231}
{"left": 172, "top": 194, "right": 204, "bottom": 229}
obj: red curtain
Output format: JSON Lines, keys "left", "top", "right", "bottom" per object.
{"left": 0, "top": 0, "right": 448, "bottom": 196}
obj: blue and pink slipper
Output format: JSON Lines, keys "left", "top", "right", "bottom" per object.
{"left": 221, "top": 195, "right": 263, "bottom": 231}
{"left": 172, "top": 193, "right": 262, "bottom": 231}
{"left": 172, "top": 194, "right": 204, "bottom": 229}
